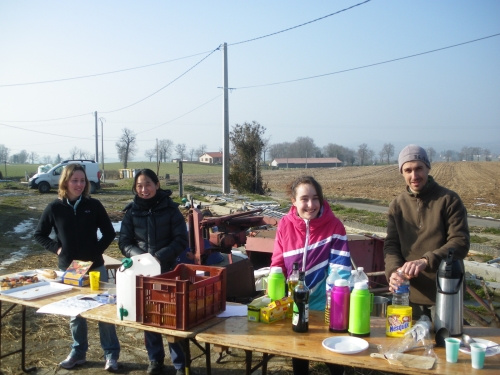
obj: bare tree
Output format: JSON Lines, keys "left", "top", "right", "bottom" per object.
{"left": 28, "top": 152, "right": 38, "bottom": 164}
{"left": 17, "top": 150, "right": 29, "bottom": 163}
{"left": 470, "top": 147, "right": 482, "bottom": 162}
{"left": 382, "top": 143, "right": 395, "bottom": 164}
{"left": 0, "top": 144, "right": 9, "bottom": 163}
{"left": 261, "top": 136, "right": 271, "bottom": 165}
{"left": 290, "top": 136, "right": 320, "bottom": 158}
{"left": 54, "top": 154, "right": 63, "bottom": 164}
{"left": 42, "top": 155, "right": 53, "bottom": 164}
{"left": 196, "top": 144, "right": 207, "bottom": 157}
{"left": 77, "top": 149, "right": 92, "bottom": 159}
{"left": 426, "top": 147, "right": 436, "bottom": 163}
{"left": 269, "top": 142, "right": 291, "bottom": 159}
{"left": 158, "top": 139, "right": 174, "bottom": 162}
{"left": 378, "top": 150, "right": 385, "bottom": 164}
{"left": 115, "top": 128, "right": 137, "bottom": 168}
{"left": 175, "top": 143, "right": 187, "bottom": 160}
{"left": 357, "top": 144, "right": 371, "bottom": 166}
{"left": 444, "top": 150, "right": 453, "bottom": 162}
{"left": 144, "top": 149, "right": 156, "bottom": 162}
{"left": 460, "top": 146, "right": 472, "bottom": 161}
{"left": 69, "top": 147, "right": 79, "bottom": 159}
{"left": 483, "top": 148, "right": 491, "bottom": 161}
{"left": 188, "top": 148, "right": 196, "bottom": 161}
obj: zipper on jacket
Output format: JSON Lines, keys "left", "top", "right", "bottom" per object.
{"left": 417, "top": 198, "right": 422, "bottom": 228}
{"left": 301, "top": 219, "right": 310, "bottom": 272}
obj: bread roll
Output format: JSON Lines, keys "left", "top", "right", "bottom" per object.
{"left": 40, "top": 269, "right": 57, "bottom": 279}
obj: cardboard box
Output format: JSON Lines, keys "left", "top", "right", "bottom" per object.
{"left": 247, "top": 295, "right": 272, "bottom": 322}
{"left": 260, "top": 296, "right": 293, "bottom": 324}
{"left": 63, "top": 260, "right": 92, "bottom": 287}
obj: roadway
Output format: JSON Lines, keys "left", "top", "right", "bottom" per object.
{"left": 337, "top": 200, "right": 500, "bottom": 229}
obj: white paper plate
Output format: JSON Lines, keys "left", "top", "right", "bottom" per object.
{"left": 322, "top": 336, "right": 369, "bottom": 355}
{"left": 459, "top": 338, "right": 500, "bottom": 357}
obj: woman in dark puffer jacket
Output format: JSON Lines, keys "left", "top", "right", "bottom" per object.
{"left": 119, "top": 169, "right": 188, "bottom": 375}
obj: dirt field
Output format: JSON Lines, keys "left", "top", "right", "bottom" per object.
{"left": 188, "top": 162, "right": 500, "bottom": 218}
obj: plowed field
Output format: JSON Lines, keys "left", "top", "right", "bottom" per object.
{"left": 263, "top": 162, "right": 500, "bottom": 216}
{"left": 187, "top": 162, "right": 500, "bottom": 216}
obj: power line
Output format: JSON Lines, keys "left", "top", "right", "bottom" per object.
{"left": 0, "top": 50, "right": 214, "bottom": 88}
{"left": 100, "top": 47, "right": 220, "bottom": 114}
{"left": 232, "top": 33, "right": 500, "bottom": 89}
{"left": 136, "top": 94, "right": 222, "bottom": 134}
{"left": 0, "top": 94, "right": 221, "bottom": 140}
{"left": 0, "top": 122, "right": 94, "bottom": 140}
{"left": 0, "top": 112, "right": 93, "bottom": 123}
{"left": 229, "top": 0, "right": 371, "bottom": 46}
{"left": 0, "top": 2, "right": 371, "bottom": 88}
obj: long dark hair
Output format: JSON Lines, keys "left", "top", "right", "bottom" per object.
{"left": 132, "top": 169, "right": 160, "bottom": 194}
{"left": 288, "top": 175, "right": 324, "bottom": 207}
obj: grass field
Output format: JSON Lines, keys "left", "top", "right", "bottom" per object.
{"left": 1, "top": 161, "right": 222, "bottom": 180}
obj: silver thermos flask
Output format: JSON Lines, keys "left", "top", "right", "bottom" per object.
{"left": 434, "top": 248, "right": 464, "bottom": 336}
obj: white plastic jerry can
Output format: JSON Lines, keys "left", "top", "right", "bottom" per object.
{"left": 116, "top": 253, "right": 161, "bottom": 321}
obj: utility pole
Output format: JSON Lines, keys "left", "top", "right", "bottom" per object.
{"left": 222, "top": 43, "right": 230, "bottom": 194}
{"left": 156, "top": 138, "right": 159, "bottom": 176}
{"left": 99, "top": 117, "right": 105, "bottom": 182}
{"left": 178, "top": 160, "right": 183, "bottom": 198}
{"left": 94, "top": 111, "right": 99, "bottom": 163}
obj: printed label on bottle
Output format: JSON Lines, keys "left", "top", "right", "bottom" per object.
{"left": 292, "top": 312, "right": 299, "bottom": 326}
{"left": 304, "top": 304, "right": 309, "bottom": 322}
{"left": 395, "top": 284, "right": 410, "bottom": 294}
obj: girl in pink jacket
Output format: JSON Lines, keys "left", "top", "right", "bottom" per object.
{"left": 271, "top": 176, "right": 350, "bottom": 375}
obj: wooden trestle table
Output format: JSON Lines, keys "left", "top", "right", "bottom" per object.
{"left": 196, "top": 310, "right": 500, "bottom": 375}
{"left": 0, "top": 281, "right": 222, "bottom": 373}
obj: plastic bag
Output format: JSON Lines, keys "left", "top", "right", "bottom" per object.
{"left": 378, "top": 316, "right": 436, "bottom": 358}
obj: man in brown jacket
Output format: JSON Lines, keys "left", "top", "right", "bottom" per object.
{"left": 384, "top": 144, "right": 470, "bottom": 319}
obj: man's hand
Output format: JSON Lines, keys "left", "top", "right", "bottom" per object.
{"left": 388, "top": 258, "right": 428, "bottom": 292}
{"left": 399, "top": 258, "right": 427, "bottom": 278}
{"left": 389, "top": 271, "right": 403, "bottom": 293}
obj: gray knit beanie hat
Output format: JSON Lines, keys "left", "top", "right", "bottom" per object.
{"left": 398, "top": 144, "right": 431, "bottom": 173}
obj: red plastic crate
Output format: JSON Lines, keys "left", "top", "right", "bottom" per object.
{"left": 136, "top": 264, "right": 226, "bottom": 330}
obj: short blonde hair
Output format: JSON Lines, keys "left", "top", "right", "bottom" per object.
{"left": 58, "top": 164, "right": 90, "bottom": 199}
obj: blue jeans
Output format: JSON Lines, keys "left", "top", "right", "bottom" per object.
{"left": 65, "top": 264, "right": 120, "bottom": 360}
{"left": 144, "top": 331, "right": 185, "bottom": 370}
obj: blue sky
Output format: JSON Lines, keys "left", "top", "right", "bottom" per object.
{"left": 1, "top": 0, "right": 499, "bottom": 162}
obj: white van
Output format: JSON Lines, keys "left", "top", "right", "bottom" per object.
{"left": 28, "top": 160, "right": 101, "bottom": 194}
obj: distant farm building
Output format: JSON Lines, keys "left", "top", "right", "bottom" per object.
{"left": 199, "top": 152, "right": 223, "bottom": 164}
{"left": 271, "top": 157, "right": 343, "bottom": 168}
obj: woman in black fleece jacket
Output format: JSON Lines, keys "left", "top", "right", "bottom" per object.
{"left": 34, "top": 163, "right": 120, "bottom": 371}
{"left": 118, "top": 169, "right": 188, "bottom": 375}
